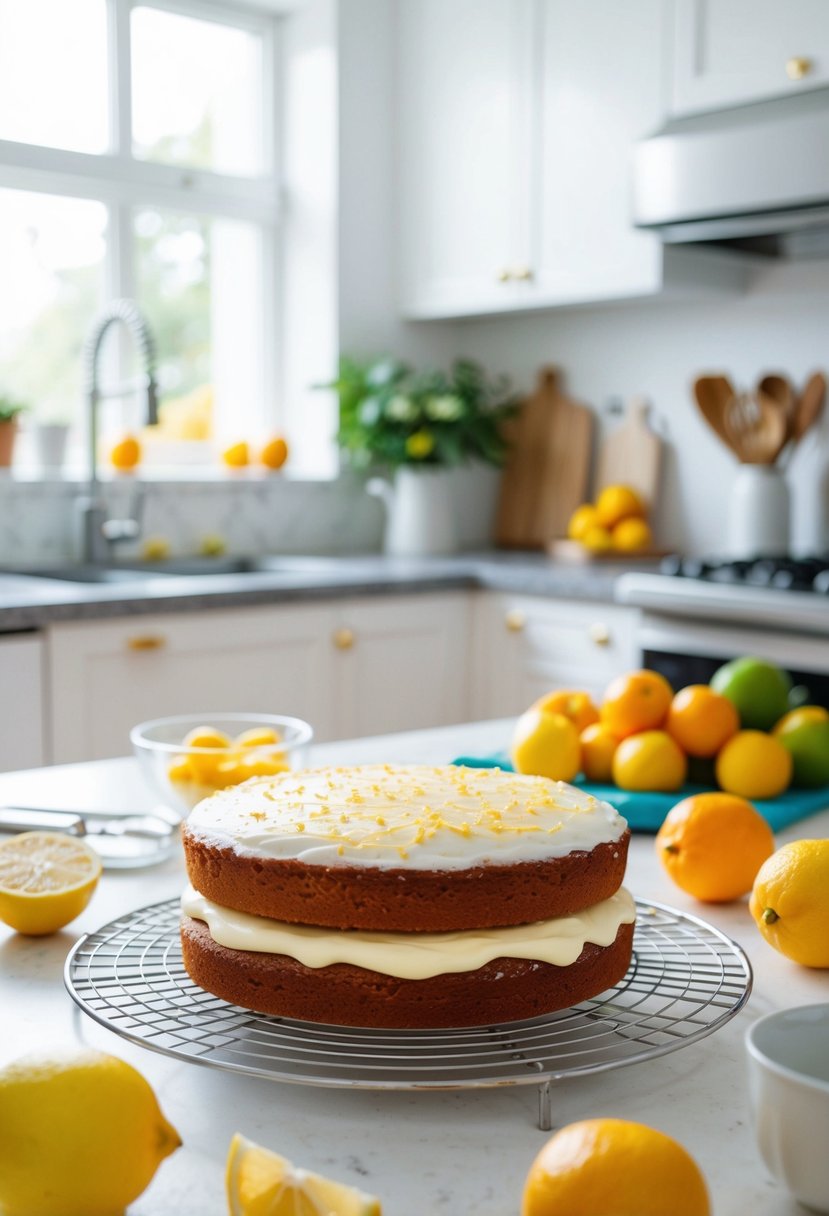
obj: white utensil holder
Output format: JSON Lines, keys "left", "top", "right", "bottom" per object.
{"left": 728, "top": 465, "right": 790, "bottom": 558}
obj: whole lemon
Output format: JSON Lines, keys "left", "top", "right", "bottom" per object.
{"left": 595, "top": 484, "right": 646, "bottom": 528}
{"left": 580, "top": 722, "right": 619, "bottom": 782}
{"left": 522, "top": 1118, "right": 710, "bottom": 1216}
{"left": 511, "top": 707, "right": 581, "bottom": 782}
{"left": 612, "top": 517, "right": 653, "bottom": 553}
{"left": 715, "top": 730, "right": 792, "bottom": 799}
{"left": 612, "top": 729, "right": 687, "bottom": 792}
{"left": 567, "top": 503, "right": 600, "bottom": 541}
{"left": 222, "top": 440, "right": 250, "bottom": 468}
{"left": 109, "top": 434, "right": 141, "bottom": 471}
{"left": 750, "top": 839, "right": 829, "bottom": 967}
{"left": 260, "top": 435, "right": 289, "bottom": 470}
{"left": 0, "top": 1049, "right": 181, "bottom": 1216}
{"left": 581, "top": 524, "right": 614, "bottom": 554}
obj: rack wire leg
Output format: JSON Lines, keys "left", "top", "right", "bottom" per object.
{"left": 537, "top": 1081, "right": 553, "bottom": 1132}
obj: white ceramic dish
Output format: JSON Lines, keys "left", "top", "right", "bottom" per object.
{"left": 746, "top": 1003, "right": 829, "bottom": 1213}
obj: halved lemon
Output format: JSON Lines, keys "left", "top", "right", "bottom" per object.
{"left": 0, "top": 832, "right": 102, "bottom": 936}
{"left": 226, "top": 1134, "right": 381, "bottom": 1216}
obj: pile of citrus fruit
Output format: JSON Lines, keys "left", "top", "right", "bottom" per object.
{"left": 567, "top": 483, "right": 653, "bottom": 554}
{"left": 511, "top": 656, "right": 829, "bottom": 798}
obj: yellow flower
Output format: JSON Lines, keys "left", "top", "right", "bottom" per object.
{"left": 405, "top": 429, "right": 435, "bottom": 459}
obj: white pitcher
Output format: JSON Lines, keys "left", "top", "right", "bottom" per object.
{"left": 367, "top": 466, "right": 457, "bottom": 557}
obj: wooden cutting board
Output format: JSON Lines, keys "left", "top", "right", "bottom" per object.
{"left": 595, "top": 395, "right": 662, "bottom": 508}
{"left": 496, "top": 367, "right": 593, "bottom": 547}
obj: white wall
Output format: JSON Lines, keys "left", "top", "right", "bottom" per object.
{"left": 449, "top": 258, "right": 829, "bottom": 556}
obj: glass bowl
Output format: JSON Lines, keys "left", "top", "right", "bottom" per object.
{"left": 131, "top": 712, "right": 314, "bottom": 820}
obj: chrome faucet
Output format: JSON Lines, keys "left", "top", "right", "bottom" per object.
{"left": 79, "top": 300, "right": 159, "bottom": 564}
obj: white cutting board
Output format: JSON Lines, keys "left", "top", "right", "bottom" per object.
{"left": 595, "top": 395, "right": 662, "bottom": 508}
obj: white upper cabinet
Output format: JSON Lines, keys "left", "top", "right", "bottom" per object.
{"left": 535, "top": 0, "right": 665, "bottom": 303}
{"left": 397, "top": 0, "right": 536, "bottom": 318}
{"left": 396, "top": 0, "right": 742, "bottom": 320}
{"left": 670, "top": 0, "right": 829, "bottom": 117}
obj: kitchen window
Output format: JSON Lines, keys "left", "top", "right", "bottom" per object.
{"left": 0, "top": 0, "right": 279, "bottom": 470}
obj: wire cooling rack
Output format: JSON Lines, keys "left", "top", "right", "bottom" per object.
{"left": 65, "top": 897, "right": 751, "bottom": 1130}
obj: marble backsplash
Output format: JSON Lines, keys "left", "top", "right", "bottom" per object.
{"left": 0, "top": 465, "right": 499, "bottom": 566}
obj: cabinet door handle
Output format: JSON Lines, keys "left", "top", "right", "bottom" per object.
{"left": 333, "top": 628, "right": 355, "bottom": 651}
{"left": 513, "top": 265, "right": 534, "bottom": 282}
{"left": 505, "top": 610, "right": 526, "bottom": 633}
{"left": 786, "top": 56, "right": 812, "bottom": 79}
{"left": 126, "top": 635, "right": 167, "bottom": 651}
{"left": 588, "top": 622, "right": 611, "bottom": 646}
{"left": 496, "top": 268, "right": 513, "bottom": 283}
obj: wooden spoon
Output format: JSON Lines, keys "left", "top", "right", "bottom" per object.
{"left": 693, "top": 375, "right": 741, "bottom": 457}
{"left": 758, "top": 374, "right": 795, "bottom": 463}
{"left": 723, "top": 390, "right": 787, "bottom": 464}
{"left": 792, "top": 371, "right": 826, "bottom": 444}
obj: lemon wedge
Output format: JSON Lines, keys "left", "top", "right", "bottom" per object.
{"left": 0, "top": 831, "right": 102, "bottom": 936}
{"left": 226, "top": 1134, "right": 382, "bottom": 1216}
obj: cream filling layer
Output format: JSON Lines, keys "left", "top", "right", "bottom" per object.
{"left": 181, "top": 885, "right": 636, "bottom": 980}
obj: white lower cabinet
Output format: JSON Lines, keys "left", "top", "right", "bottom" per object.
{"left": 46, "top": 593, "right": 474, "bottom": 763}
{"left": 331, "top": 594, "right": 471, "bottom": 740}
{"left": 0, "top": 634, "right": 46, "bottom": 772}
{"left": 470, "top": 594, "right": 638, "bottom": 718}
{"left": 47, "top": 603, "right": 335, "bottom": 763}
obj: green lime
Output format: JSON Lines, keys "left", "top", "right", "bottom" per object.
{"left": 710, "top": 657, "right": 792, "bottom": 731}
{"left": 777, "top": 719, "right": 829, "bottom": 787}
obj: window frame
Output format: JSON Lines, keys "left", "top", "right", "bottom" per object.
{"left": 0, "top": 0, "right": 282, "bottom": 448}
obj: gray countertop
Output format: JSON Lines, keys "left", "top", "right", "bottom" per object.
{"left": 0, "top": 552, "right": 657, "bottom": 630}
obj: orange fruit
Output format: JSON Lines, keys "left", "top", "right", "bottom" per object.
{"left": 612, "top": 730, "right": 687, "bottom": 792}
{"left": 612, "top": 517, "right": 652, "bottom": 553}
{"left": 260, "top": 435, "right": 289, "bottom": 470}
{"left": 601, "top": 669, "right": 673, "bottom": 739}
{"left": 534, "top": 690, "right": 599, "bottom": 733}
{"left": 581, "top": 525, "right": 614, "bottom": 554}
{"left": 667, "top": 685, "right": 740, "bottom": 758}
{"left": 750, "top": 840, "right": 829, "bottom": 967}
{"left": 715, "top": 730, "right": 792, "bottom": 799}
{"left": 595, "top": 484, "right": 646, "bottom": 528}
{"left": 109, "top": 434, "right": 141, "bottom": 471}
{"left": 521, "top": 1118, "right": 710, "bottom": 1216}
{"left": 567, "top": 504, "right": 600, "bottom": 542}
{"left": 511, "top": 708, "right": 581, "bottom": 783}
{"left": 580, "top": 723, "right": 619, "bottom": 782}
{"left": 656, "top": 793, "right": 775, "bottom": 902}
{"left": 222, "top": 441, "right": 250, "bottom": 468}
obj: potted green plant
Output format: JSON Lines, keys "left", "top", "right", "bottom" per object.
{"left": 0, "top": 395, "right": 26, "bottom": 469}
{"left": 327, "top": 357, "right": 516, "bottom": 555}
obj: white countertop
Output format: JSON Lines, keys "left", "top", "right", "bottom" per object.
{"left": 2, "top": 719, "right": 828, "bottom": 1216}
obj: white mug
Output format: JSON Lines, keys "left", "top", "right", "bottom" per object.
{"left": 746, "top": 1004, "right": 829, "bottom": 1212}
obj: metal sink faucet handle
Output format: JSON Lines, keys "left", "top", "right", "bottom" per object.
{"left": 79, "top": 299, "right": 159, "bottom": 564}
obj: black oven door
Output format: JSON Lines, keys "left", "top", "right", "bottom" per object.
{"left": 643, "top": 648, "right": 829, "bottom": 711}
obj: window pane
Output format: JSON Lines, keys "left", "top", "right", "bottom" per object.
{"left": 0, "top": 189, "right": 107, "bottom": 423}
{"left": 0, "top": 0, "right": 109, "bottom": 153}
{"left": 131, "top": 7, "right": 264, "bottom": 176}
{"left": 134, "top": 208, "right": 265, "bottom": 444}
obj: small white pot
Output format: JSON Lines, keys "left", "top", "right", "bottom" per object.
{"left": 728, "top": 464, "right": 790, "bottom": 557}
{"left": 367, "top": 466, "right": 457, "bottom": 557}
{"left": 34, "top": 423, "right": 70, "bottom": 473}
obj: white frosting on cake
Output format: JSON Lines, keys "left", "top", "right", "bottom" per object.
{"left": 182, "top": 884, "right": 636, "bottom": 979}
{"left": 184, "top": 764, "right": 627, "bottom": 871}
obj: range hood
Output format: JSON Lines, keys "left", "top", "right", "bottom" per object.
{"left": 633, "top": 90, "right": 829, "bottom": 256}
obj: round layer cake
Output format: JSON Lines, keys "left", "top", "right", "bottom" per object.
{"left": 182, "top": 765, "right": 630, "bottom": 932}
{"left": 180, "top": 764, "right": 634, "bottom": 1028}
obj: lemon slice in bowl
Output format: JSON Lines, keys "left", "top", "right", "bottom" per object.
{"left": 0, "top": 831, "right": 102, "bottom": 936}
{"left": 226, "top": 1134, "right": 381, "bottom": 1216}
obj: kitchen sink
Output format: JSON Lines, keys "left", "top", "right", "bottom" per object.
{"left": 4, "top": 555, "right": 381, "bottom": 584}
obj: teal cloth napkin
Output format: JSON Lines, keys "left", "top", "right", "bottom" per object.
{"left": 451, "top": 751, "right": 829, "bottom": 833}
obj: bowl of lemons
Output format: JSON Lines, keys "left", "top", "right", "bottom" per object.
{"left": 131, "top": 713, "right": 314, "bottom": 819}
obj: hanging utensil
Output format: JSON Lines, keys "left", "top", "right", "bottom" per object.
{"left": 792, "top": 371, "right": 826, "bottom": 444}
